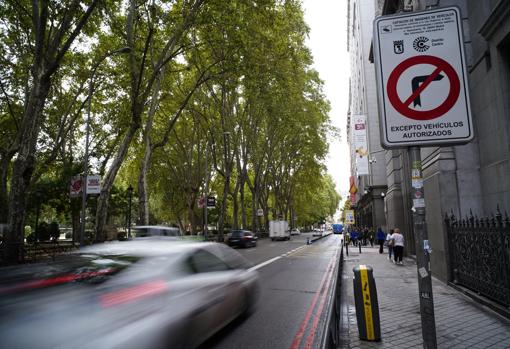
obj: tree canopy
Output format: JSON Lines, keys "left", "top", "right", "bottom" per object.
{"left": 0, "top": 0, "right": 341, "bottom": 261}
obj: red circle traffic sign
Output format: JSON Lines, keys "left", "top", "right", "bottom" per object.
{"left": 387, "top": 55, "right": 460, "bottom": 121}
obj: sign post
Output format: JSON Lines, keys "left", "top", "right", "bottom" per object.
{"left": 374, "top": 7, "right": 473, "bottom": 348}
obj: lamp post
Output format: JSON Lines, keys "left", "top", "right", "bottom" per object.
{"left": 127, "top": 185, "right": 133, "bottom": 239}
{"left": 79, "top": 47, "right": 131, "bottom": 246}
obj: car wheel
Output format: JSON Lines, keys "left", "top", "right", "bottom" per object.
{"left": 241, "top": 284, "right": 260, "bottom": 319}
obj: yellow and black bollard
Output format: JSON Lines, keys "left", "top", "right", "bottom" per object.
{"left": 353, "top": 265, "right": 381, "bottom": 341}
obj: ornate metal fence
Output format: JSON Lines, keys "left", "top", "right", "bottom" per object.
{"left": 444, "top": 209, "right": 510, "bottom": 307}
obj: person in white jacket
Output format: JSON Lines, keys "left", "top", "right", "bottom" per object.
{"left": 390, "top": 228, "right": 405, "bottom": 265}
{"left": 385, "top": 229, "right": 394, "bottom": 260}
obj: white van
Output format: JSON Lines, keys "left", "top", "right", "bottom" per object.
{"left": 269, "top": 220, "right": 290, "bottom": 241}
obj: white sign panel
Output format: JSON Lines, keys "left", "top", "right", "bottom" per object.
{"left": 373, "top": 7, "right": 473, "bottom": 147}
{"left": 86, "top": 175, "right": 101, "bottom": 195}
{"left": 352, "top": 115, "right": 369, "bottom": 175}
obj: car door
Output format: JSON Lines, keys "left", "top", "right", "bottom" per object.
{"left": 185, "top": 249, "right": 241, "bottom": 342}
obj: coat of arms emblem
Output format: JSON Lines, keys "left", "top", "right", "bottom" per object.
{"left": 393, "top": 40, "right": 404, "bottom": 54}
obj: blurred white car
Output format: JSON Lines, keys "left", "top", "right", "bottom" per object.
{"left": 0, "top": 238, "right": 259, "bottom": 349}
{"left": 312, "top": 228, "right": 324, "bottom": 237}
{"left": 290, "top": 228, "right": 301, "bottom": 235}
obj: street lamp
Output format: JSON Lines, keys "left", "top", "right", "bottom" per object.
{"left": 127, "top": 185, "right": 134, "bottom": 239}
{"left": 80, "top": 47, "right": 131, "bottom": 246}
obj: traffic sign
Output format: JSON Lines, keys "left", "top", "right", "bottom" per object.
{"left": 207, "top": 196, "right": 216, "bottom": 207}
{"left": 373, "top": 7, "right": 473, "bottom": 147}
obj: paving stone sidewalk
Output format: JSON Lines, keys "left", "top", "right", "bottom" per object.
{"left": 339, "top": 245, "right": 510, "bottom": 349}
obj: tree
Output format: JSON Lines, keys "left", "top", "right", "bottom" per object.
{"left": 4, "top": 0, "right": 100, "bottom": 262}
{"left": 94, "top": 0, "right": 206, "bottom": 241}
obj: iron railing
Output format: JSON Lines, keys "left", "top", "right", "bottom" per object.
{"left": 320, "top": 240, "right": 344, "bottom": 349}
{"left": 444, "top": 208, "right": 510, "bottom": 307}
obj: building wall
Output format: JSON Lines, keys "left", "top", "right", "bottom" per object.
{"left": 376, "top": 0, "right": 510, "bottom": 283}
{"left": 347, "top": 0, "right": 387, "bottom": 231}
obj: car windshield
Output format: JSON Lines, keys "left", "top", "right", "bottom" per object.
{"left": 230, "top": 231, "right": 244, "bottom": 237}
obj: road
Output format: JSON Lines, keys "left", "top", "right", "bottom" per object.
{"left": 202, "top": 232, "right": 342, "bottom": 349}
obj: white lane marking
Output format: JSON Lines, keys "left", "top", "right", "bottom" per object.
{"left": 249, "top": 256, "right": 282, "bottom": 271}
{"left": 249, "top": 245, "right": 309, "bottom": 271}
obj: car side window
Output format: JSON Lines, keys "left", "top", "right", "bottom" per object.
{"left": 188, "top": 249, "right": 230, "bottom": 273}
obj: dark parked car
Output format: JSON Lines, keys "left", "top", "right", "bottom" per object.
{"left": 0, "top": 238, "right": 259, "bottom": 349}
{"left": 132, "top": 225, "right": 181, "bottom": 237}
{"left": 227, "top": 230, "right": 258, "bottom": 248}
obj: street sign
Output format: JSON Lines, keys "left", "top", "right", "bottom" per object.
{"left": 207, "top": 196, "right": 215, "bottom": 207}
{"left": 345, "top": 210, "right": 355, "bottom": 225}
{"left": 373, "top": 7, "right": 473, "bottom": 147}
{"left": 257, "top": 208, "right": 264, "bottom": 217}
{"left": 86, "top": 175, "right": 101, "bottom": 195}
{"left": 70, "top": 176, "right": 82, "bottom": 197}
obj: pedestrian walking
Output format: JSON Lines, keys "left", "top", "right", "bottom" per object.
{"left": 362, "top": 227, "right": 369, "bottom": 246}
{"left": 350, "top": 228, "right": 359, "bottom": 247}
{"left": 375, "top": 227, "right": 385, "bottom": 254}
{"left": 391, "top": 228, "right": 405, "bottom": 265}
{"left": 386, "top": 229, "right": 394, "bottom": 260}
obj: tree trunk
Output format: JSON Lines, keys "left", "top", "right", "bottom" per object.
{"left": 137, "top": 70, "right": 164, "bottom": 225}
{"left": 0, "top": 154, "right": 12, "bottom": 223}
{"left": 251, "top": 188, "right": 258, "bottom": 234}
{"left": 95, "top": 123, "right": 140, "bottom": 242}
{"left": 71, "top": 198, "right": 81, "bottom": 243}
{"left": 137, "top": 142, "right": 152, "bottom": 225}
{"left": 7, "top": 76, "right": 50, "bottom": 262}
{"left": 232, "top": 189, "right": 239, "bottom": 230}
{"left": 218, "top": 177, "right": 230, "bottom": 241}
{"left": 240, "top": 175, "right": 247, "bottom": 229}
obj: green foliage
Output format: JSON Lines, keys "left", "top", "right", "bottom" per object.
{"left": 1, "top": 0, "right": 340, "bottom": 236}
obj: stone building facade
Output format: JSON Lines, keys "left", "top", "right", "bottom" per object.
{"left": 365, "top": 0, "right": 510, "bottom": 282}
{"left": 347, "top": 0, "right": 387, "bottom": 232}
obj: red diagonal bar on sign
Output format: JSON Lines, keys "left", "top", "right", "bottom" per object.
{"left": 403, "top": 66, "right": 443, "bottom": 107}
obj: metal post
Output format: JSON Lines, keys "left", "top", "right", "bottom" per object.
{"left": 409, "top": 146, "right": 437, "bottom": 348}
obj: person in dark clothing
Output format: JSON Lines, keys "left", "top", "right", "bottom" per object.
{"left": 350, "top": 228, "right": 359, "bottom": 246}
{"left": 375, "top": 227, "right": 386, "bottom": 253}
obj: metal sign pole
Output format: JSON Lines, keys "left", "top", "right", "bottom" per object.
{"left": 409, "top": 146, "right": 437, "bottom": 348}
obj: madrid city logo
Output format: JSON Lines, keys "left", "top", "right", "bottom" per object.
{"left": 393, "top": 40, "right": 404, "bottom": 54}
{"left": 413, "top": 37, "right": 430, "bottom": 52}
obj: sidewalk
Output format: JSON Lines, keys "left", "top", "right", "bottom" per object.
{"left": 339, "top": 245, "right": 510, "bottom": 348}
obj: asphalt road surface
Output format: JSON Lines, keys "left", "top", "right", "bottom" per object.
{"left": 202, "top": 232, "right": 342, "bottom": 349}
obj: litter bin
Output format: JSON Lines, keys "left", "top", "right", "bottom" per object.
{"left": 353, "top": 265, "right": 381, "bottom": 341}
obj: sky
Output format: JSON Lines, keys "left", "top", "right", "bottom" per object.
{"left": 301, "top": 1, "right": 351, "bottom": 201}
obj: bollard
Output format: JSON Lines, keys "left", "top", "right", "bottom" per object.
{"left": 307, "top": 237, "right": 311, "bottom": 245}
{"left": 353, "top": 265, "right": 381, "bottom": 341}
